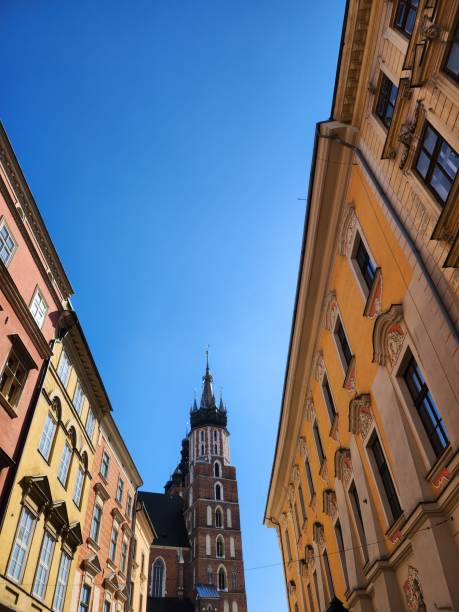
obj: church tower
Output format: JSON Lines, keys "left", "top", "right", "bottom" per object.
{"left": 184, "top": 357, "right": 247, "bottom": 612}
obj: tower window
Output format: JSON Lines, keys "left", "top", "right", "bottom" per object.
{"left": 216, "top": 535, "right": 224, "bottom": 558}
{"left": 151, "top": 558, "right": 165, "bottom": 597}
{"left": 214, "top": 462, "right": 221, "bottom": 478}
{"left": 218, "top": 566, "right": 227, "bottom": 591}
{"left": 215, "top": 508, "right": 223, "bottom": 528}
{"left": 215, "top": 483, "right": 222, "bottom": 501}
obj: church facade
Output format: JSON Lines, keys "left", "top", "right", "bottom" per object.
{"left": 138, "top": 361, "right": 248, "bottom": 612}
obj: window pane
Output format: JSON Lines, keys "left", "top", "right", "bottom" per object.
{"left": 445, "top": 43, "right": 459, "bottom": 79}
{"left": 430, "top": 167, "right": 452, "bottom": 203}
{"left": 438, "top": 142, "right": 459, "bottom": 179}
{"left": 416, "top": 150, "right": 430, "bottom": 178}
{"left": 423, "top": 126, "right": 438, "bottom": 154}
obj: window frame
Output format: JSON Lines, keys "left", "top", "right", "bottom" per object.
{"left": 90, "top": 503, "right": 103, "bottom": 543}
{"left": 72, "top": 380, "right": 85, "bottom": 415}
{"left": 85, "top": 408, "right": 95, "bottom": 440}
{"left": 351, "top": 231, "right": 377, "bottom": 298}
{"left": 348, "top": 481, "right": 369, "bottom": 564}
{"left": 375, "top": 72, "right": 398, "bottom": 128}
{"left": 32, "top": 530, "right": 56, "bottom": 599}
{"left": 321, "top": 372, "right": 337, "bottom": 424}
{"left": 109, "top": 523, "right": 119, "bottom": 562}
{"left": 393, "top": 0, "right": 419, "bottom": 38}
{"left": 30, "top": 287, "right": 48, "bottom": 329}
{"left": 100, "top": 450, "right": 110, "bottom": 480}
{"left": 0, "top": 218, "right": 17, "bottom": 267}
{"left": 38, "top": 414, "right": 57, "bottom": 463}
{"left": 313, "top": 422, "right": 326, "bottom": 466}
{"left": 7, "top": 506, "right": 36, "bottom": 583}
{"left": 334, "top": 316, "right": 353, "bottom": 372}
{"left": 116, "top": 477, "right": 124, "bottom": 504}
{"left": 56, "top": 350, "right": 72, "bottom": 388}
{"left": 52, "top": 550, "right": 71, "bottom": 612}
{"left": 57, "top": 442, "right": 73, "bottom": 488}
{"left": 77, "top": 583, "right": 92, "bottom": 612}
{"left": 0, "top": 347, "right": 29, "bottom": 410}
{"left": 73, "top": 464, "right": 85, "bottom": 508}
{"left": 443, "top": 15, "right": 459, "bottom": 83}
{"left": 367, "top": 431, "right": 403, "bottom": 525}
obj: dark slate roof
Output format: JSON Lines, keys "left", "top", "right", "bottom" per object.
{"left": 138, "top": 491, "right": 189, "bottom": 548}
{"left": 147, "top": 598, "right": 194, "bottom": 612}
{"left": 196, "top": 584, "right": 220, "bottom": 599}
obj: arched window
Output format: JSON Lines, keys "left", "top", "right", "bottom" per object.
{"left": 200, "top": 430, "right": 205, "bottom": 455}
{"left": 207, "top": 566, "right": 213, "bottom": 585}
{"left": 214, "top": 461, "right": 221, "bottom": 478}
{"left": 230, "top": 537, "right": 235, "bottom": 558}
{"left": 151, "top": 558, "right": 165, "bottom": 597}
{"left": 218, "top": 566, "right": 227, "bottom": 591}
{"left": 215, "top": 508, "right": 223, "bottom": 528}
{"left": 207, "top": 506, "right": 212, "bottom": 526}
{"left": 216, "top": 535, "right": 224, "bottom": 558}
{"left": 215, "top": 483, "right": 222, "bottom": 501}
{"left": 206, "top": 534, "right": 211, "bottom": 555}
{"left": 226, "top": 508, "right": 232, "bottom": 528}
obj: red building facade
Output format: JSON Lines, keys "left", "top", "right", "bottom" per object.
{"left": 139, "top": 360, "right": 247, "bottom": 612}
{"left": 0, "top": 124, "right": 72, "bottom": 523}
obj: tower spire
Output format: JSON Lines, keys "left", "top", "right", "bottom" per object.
{"left": 200, "top": 349, "right": 215, "bottom": 409}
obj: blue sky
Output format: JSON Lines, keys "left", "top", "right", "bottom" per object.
{"left": 2, "top": 1, "right": 344, "bottom": 609}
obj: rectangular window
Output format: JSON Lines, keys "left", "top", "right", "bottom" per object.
{"left": 375, "top": 73, "right": 398, "bottom": 128}
{"left": 141, "top": 552, "right": 145, "bottom": 575}
{"left": 403, "top": 353, "right": 449, "bottom": 457}
{"left": 52, "top": 551, "right": 71, "bottom": 612}
{"left": 73, "top": 465, "right": 85, "bottom": 507}
{"left": 368, "top": 433, "right": 402, "bottom": 522}
{"left": 313, "top": 423, "right": 325, "bottom": 465}
{"left": 354, "top": 234, "right": 376, "bottom": 291}
{"left": 394, "top": 0, "right": 418, "bottom": 37}
{"left": 32, "top": 531, "right": 55, "bottom": 599}
{"left": 85, "top": 408, "right": 95, "bottom": 440}
{"left": 109, "top": 524, "right": 119, "bottom": 561}
{"left": 284, "top": 528, "right": 292, "bottom": 562}
{"left": 0, "top": 220, "right": 16, "bottom": 266}
{"left": 415, "top": 123, "right": 459, "bottom": 205}
{"left": 116, "top": 478, "right": 124, "bottom": 503}
{"left": 57, "top": 351, "right": 71, "bottom": 387}
{"left": 322, "top": 374, "right": 337, "bottom": 422}
{"left": 323, "top": 549, "right": 334, "bottom": 603}
{"left": 444, "top": 18, "right": 459, "bottom": 82}
{"left": 0, "top": 348, "right": 28, "bottom": 408}
{"left": 100, "top": 451, "right": 110, "bottom": 479}
{"left": 126, "top": 494, "right": 132, "bottom": 519}
{"left": 305, "top": 459, "right": 315, "bottom": 498}
{"left": 38, "top": 415, "right": 57, "bottom": 461}
{"left": 313, "top": 572, "right": 320, "bottom": 612}
{"left": 335, "top": 319, "right": 353, "bottom": 369}
{"left": 78, "top": 584, "right": 91, "bottom": 612}
{"left": 7, "top": 507, "right": 35, "bottom": 582}
{"left": 57, "top": 443, "right": 72, "bottom": 487}
{"left": 349, "top": 482, "right": 368, "bottom": 563}
{"left": 103, "top": 601, "right": 111, "bottom": 612}
{"left": 232, "top": 571, "right": 237, "bottom": 591}
{"left": 30, "top": 288, "right": 48, "bottom": 329}
{"left": 298, "top": 485, "right": 306, "bottom": 523}
{"left": 90, "top": 504, "right": 102, "bottom": 542}
{"left": 334, "top": 520, "right": 349, "bottom": 590}
{"left": 120, "top": 539, "right": 128, "bottom": 574}
{"left": 307, "top": 583, "right": 316, "bottom": 612}
{"left": 294, "top": 503, "right": 301, "bottom": 536}
{"left": 73, "top": 381, "right": 85, "bottom": 415}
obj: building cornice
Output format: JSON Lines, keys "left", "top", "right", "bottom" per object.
{"left": 265, "top": 122, "right": 356, "bottom": 525}
{"left": 0, "top": 122, "right": 73, "bottom": 299}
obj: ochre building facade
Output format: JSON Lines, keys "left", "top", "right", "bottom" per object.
{"left": 265, "top": 1, "right": 459, "bottom": 611}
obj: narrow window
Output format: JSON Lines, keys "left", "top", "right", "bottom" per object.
{"left": 215, "top": 508, "right": 223, "bottom": 528}
{"left": 313, "top": 423, "right": 325, "bottom": 465}
{"left": 116, "top": 478, "right": 124, "bottom": 503}
{"left": 207, "top": 566, "right": 213, "bottom": 584}
{"left": 100, "top": 451, "right": 110, "bottom": 479}
{"left": 335, "top": 319, "right": 353, "bottom": 369}
{"left": 232, "top": 571, "right": 237, "bottom": 590}
{"left": 313, "top": 572, "right": 320, "bottom": 612}
{"left": 284, "top": 528, "right": 292, "bottom": 562}
{"left": 120, "top": 539, "right": 128, "bottom": 574}
{"left": 8, "top": 507, "right": 35, "bottom": 582}
{"left": 103, "top": 601, "right": 111, "bottom": 612}
{"left": 141, "top": 552, "right": 145, "bottom": 575}
{"left": 38, "top": 415, "right": 57, "bottom": 461}
{"left": 349, "top": 482, "right": 368, "bottom": 563}
{"left": 375, "top": 73, "right": 398, "bottom": 128}
{"left": 52, "top": 551, "right": 71, "bottom": 612}
{"left": 415, "top": 123, "right": 459, "bottom": 205}
{"left": 216, "top": 536, "right": 224, "bottom": 558}
{"left": 0, "top": 220, "right": 16, "bottom": 265}
{"left": 294, "top": 503, "right": 301, "bottom": 536}
{"left": 0, "top": 348, "right": 28, "bottom": 409}
{"left": 230, "top": 536, "right": 235, "bottom": 558}
{"left": 57, "top": 443, "right": 72, "bottom": 487}
{"left": 90, "top": 504, "right": 102, "bottom": 542}
{"left": 30, "top": 288, "right": 48, "bottom": 329}
{"left": 214, "top": 462, "right": 220, "bottom": 478}
{"left": 152, "top": 558, "right": 165, "bottom": 597}
{"left": 218, "top": 567, "right": 227, "bottom": 590}
{"left": 322, "top": 374, "right": 337, "bottom": 423}
{"left": 77, "top": 584, "right": 91, "bottom": 612}
{"left": 403, "top": 353, "right": 449, "bottom": 457}
{"left": 85, "top": 408, "right": 95, "bottom": 440}
{"left": 307, "top": 583, "right": 316, "bottom": 612}
{"left": 215, "top": 483, "right": 222, "bottom": 501}
{"left": 32, "top": 531, "right": 55, "bottom": 599}
{"left": 334, "top": 520, "right": 349, "bottom": 590}
{"left": 323, "top": 549, "right": 334, "bottom": 603}
{"left": 73, "top": 381, "right": 85, "bottom": 415}
{"left": 444, "top": 18, "right": 459, "bottom": 82}
{"left": 57, "top": 351, "right": 71, "bottom": 387}
{"left": 394, "top": 0, "right": 418, "bottom": 37}
{"left": 227, "top": 507, "right": 232, "bottom": 528}
{"left": 368, "top": 432, "right": 403, "bottom": 522}
{"left": 298, "top": 485, "right": 306, "bottom": 523}
{"left": 214, "top": 430, "right": 218, "bottom": 454}
{"left": 73, "top": 465, "right": 85, "bottom": 507}
{"left": 126, "top": 494, "right": 133, "bottom": 519}
{"left": 305, "top": 459, "right": 315, "bottom": 498}
{"left": 109, "top": 524, "right": 119, "bottom": 561}
{"left": 353, "top": 234, "right": 376, "bottom": 291}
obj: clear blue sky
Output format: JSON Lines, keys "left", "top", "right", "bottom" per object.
{"left": 2, "top": 2, "right": 344, "bottom": 609}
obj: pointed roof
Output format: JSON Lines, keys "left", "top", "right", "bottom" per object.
{"left": 190, "top": 355, "right": 227, "bottom": 430}
{"left": 200, "top": 353, "right": 216, "bottom": 410}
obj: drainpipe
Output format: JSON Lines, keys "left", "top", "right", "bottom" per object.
{"left": 320, "top": 131, "right": 459, "bottom": 343}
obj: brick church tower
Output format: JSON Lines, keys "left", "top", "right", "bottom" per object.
{"left": 139, "top": 358, "right": 248, "bottom": 612}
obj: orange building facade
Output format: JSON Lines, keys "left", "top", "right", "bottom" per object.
{"left": 265, "top": 1, "right": 459, "bottom": 611}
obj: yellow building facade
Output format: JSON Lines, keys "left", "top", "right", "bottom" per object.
{"left": 0, "top": 310, "right": 111, "bottom": 612}
{"left": 130, "top": 499, "right": 155, "bottom": 612}
{"left": 265, "top": 1, "right": 459, "bottom": 611}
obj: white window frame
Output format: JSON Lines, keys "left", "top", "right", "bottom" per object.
{"left": 32, "top": 530, "right": 55, "bottom": 599}
{"left": 57, "top": 351, "right": 72, "bottom": 387}
{"left": 7, "top": 506, "right": 36, "bottom": 582}
{"left": 38, "top": 414, "right": 57, "bottom": 462}
{"left": 73, "top": 465, "right": 85, "bottom": 507}
{"left": 52, "top": 550, "right": 71, "bottom": 612}
{"left": 0, "top": 218, "right": 17, "bottom": 267}
{"left": 85, "top": 408, "right": 95, "bottom": 440}
{"left": 57, "top": 442, "right": 72, "bottom": 487}
{"left": 72, "top": 381, "right": 85, "bottom": 415}
{"left": 30, "top": 287, "right": 48, "bottom": 329}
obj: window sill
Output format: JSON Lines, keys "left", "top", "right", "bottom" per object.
{"left": 343, "top": 356, "right": 356, "bottom": 393}
{"left": 363, "top": 268, "right": 382, "bottom": 319}
{"left": 385, "top": 511, "right": 406, "bottom": 543}
{"left": 119, "top": 570, "right": 126, "bottom": 580}
{"left": 329, "top": 414, "right": 339, "bottom": 441}
{"left": 0, "top": 393, "right": 18, "bottom": 418}
{"left": 426, "top": 444, "right": 454, "bottom": 488}
{"left": 99, "top": 473, "right": 108, "bottom": 485}
{"left": 107, "top": 558, "right": 117, "bottom": 571}
{"left": 87, "top": 537, "right": 100, "bottom": 553}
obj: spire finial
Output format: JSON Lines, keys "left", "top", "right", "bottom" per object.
{"left": 205, "top": 344, "right": 210, "bottom": 373}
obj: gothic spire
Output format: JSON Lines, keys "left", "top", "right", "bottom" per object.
{"left": 200, "top": 349, "right": 216, "bottom": 409}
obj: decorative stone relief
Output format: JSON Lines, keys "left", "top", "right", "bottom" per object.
{"left": 343, "top": 356, "right": 356, "bottom": 392}
{"left": 338, "top": 204, "right": 357, "bottom": 257}
{"left": 363, "top": 267, "right": 383, "bottom": 319}
{"left": 323, "top": 291, "right": 338, "bottom": 331}
{"left": 334, "top": 448, "right": 353, "bottom": 485}
{"left": 398, "top": 100, "right": 424, "bottom": 169}
{"left": 349, "top": 394, "right": 373, "bottom": 440}
{"left": 312, "top": 351, "right": 325, "bottom": 382}
{"left": 323, "top": 489, "right": 338, "bottom": 520}
{"left": 432, "top": 467, "right": 451, "bottom": 489}
{"left": 403, "top": 566, "right": 426, "bottom": 611}
{"left": 329, "top": 415, "right": 339, "bottom": 442}
{"left": 312, "top": 522, "right": 325, "bottom": 551}
{"left": 372, "top": 304, "right": 405, "bottom": 369}
{"left": 305, "top": 396, "right": 316, "bottom": 423}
